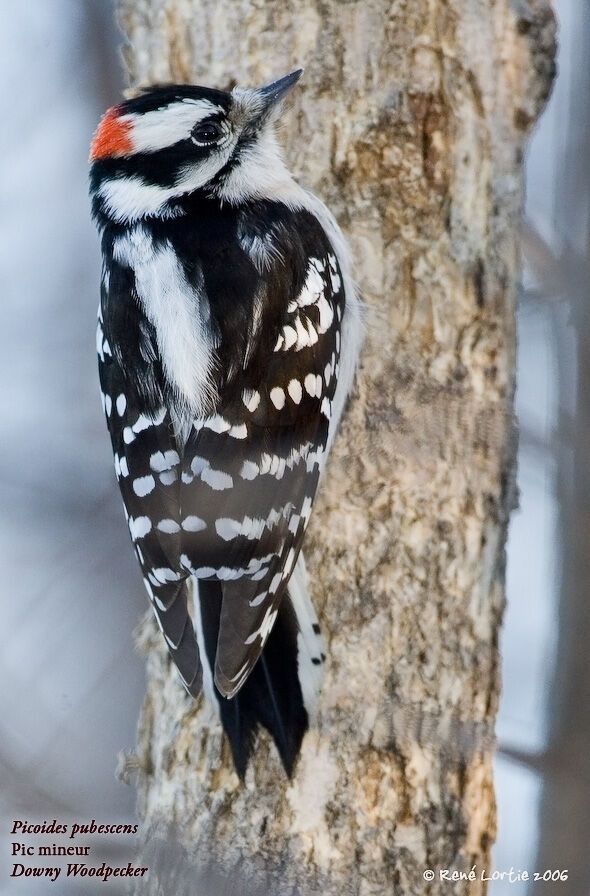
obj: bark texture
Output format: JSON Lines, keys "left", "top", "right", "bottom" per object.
{"left": 115, "top": 1, "right": 555, "bottom": 893}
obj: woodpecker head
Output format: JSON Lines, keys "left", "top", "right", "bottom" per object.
{"left": 89, "top": 70, "right": 303, "bottom": 225}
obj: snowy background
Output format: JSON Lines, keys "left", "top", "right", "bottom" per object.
{"left": 0, "top": 1, "right": 588, "bottom": 894}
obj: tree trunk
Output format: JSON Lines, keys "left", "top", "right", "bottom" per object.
{"left": 115, "top": 1, "right": 555, "bottom": 893}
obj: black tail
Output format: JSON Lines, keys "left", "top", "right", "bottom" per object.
{"left": 193, "top": 557, "right": 324, "bottom": 778}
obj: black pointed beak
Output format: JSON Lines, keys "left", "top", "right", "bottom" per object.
{"left": 257, "top": 69, "right": 303, "bottom": 113}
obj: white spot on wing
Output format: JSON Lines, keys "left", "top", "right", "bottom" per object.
{"left": 242, "top": 389, "right": 261, "bottom": 412}
{"left": 157, "top": 519, "right": 180, "bottom": 534}
{"left": 182, "top": 516, "right": 207, "bottom": 532}
{"left": 152, "top": 567, "right": 182, "bottom": 584}
{"left": 304, "top": 373, "right": 317, "bottom": 397}
{"left": 316, "top": 292, "right": 334, "bottom": 333}
{"left": 297, "top": 260, "right": 324, "bottom": 307}
{"left": 190, "top": 455, "right": 208, "bottom": 475}
{"left": 204, "top": 414, "right": 231, "bottom": 434}
{"left": 150, "top": 450, "right": 180, "bottom": 472}
{"left": 159, "top": 470, "right": 177, "bottom": 485}
{"left": 132, "top": 414, "right": 154, "bottom": 434}
{"left": 305, "top": 318, "right": 319, "bottom": 346}
{"left": 215, "top": 504, "right": 291, "bottom": 542}
{"left": 244, "top": 607, "right": 278, "bottom": 645}
{"left": 189, "top": 455, "right": 233, "bottom": 489}
{"left": 249, "top": 590, "right": 268, "bottom": 608}
{"left": 293, "top": 315, "right": 310, "bottom": 350}
{"left": 270, "top": 387, "right": 285, "bottom": 410}
{"left": 201, "top": 466, "right": 233, "bottom": 490}
{"left": 277, "top": 259, "right": 334, "bottom": 353}
{"left": 269, "top": 573, "right": 283, "bottom": 595}
{"left": 133, "top": 475, "right": 156, "bottom": 497}
{"left": 216, "top": 517, "right": 261, "bottom": 541}
{"left": 129, "top": 516, "right": 152, "bottom": 539}
{"left": 226, "top": 659, "right": 250, "bottom": 689}
{"left": 301, "top": 495, "right": 313, "bottom": 522}
{"left": 284, "top": 547, "right": 297, "bottom": 576}
{"left": 287, "top": 379, "right": 302, "bottom": 404}
{"left": 215, "top": 518, "right": 237, "bottom": 541}
{"left": 329, "top": 262, "right": 342, "bottom": 293}
{"left": 306, "top": 448, "right": 323, "bottom": 471}
{"left": 96, "top": 322, "right": 104, "bottom": 360}
{"left": 240, "top": 460, "right": 259, "bottom": 480}
{"left": 282, "top": 325, "right": 297, "bottom": 350}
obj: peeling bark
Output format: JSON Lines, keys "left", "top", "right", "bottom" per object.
{"left": 114, "top": 1, "right": 556, "bottom": 892}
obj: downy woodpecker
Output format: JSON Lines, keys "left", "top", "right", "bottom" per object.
{"left": 90, "top": 70, "right": 361, "bottom": 777}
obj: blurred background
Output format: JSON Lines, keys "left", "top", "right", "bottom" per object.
{"left": 0, "top": 1, "right": 586, "bottom": 894}
{"left": 0, "top": 4, "right": 141, "bottom": 893}
{"left": 494, "top": 3, "right": 590, "bottom": 893}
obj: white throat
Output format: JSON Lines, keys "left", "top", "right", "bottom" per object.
{"left": 214, "top": 127, "right": 299, "bottom": 205}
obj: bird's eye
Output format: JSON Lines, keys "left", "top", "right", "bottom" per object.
{"left": 191, "top": 119, "right": 224, "bottom": 146}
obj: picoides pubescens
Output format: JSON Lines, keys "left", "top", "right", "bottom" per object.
{"left": 90, "top": 70, "right": 362, "bottom": 777}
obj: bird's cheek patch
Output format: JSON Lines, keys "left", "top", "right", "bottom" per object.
{"left": 90, "top": 107, "right": 134, "bottom": 160}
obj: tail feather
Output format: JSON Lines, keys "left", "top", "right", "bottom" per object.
{"left": 150, "top": 581, "right": 202, "bottom": 696}
{"left": 286, "top": 553, "right": 325, "bottom": 714}
{"left": 191, "top": 555, "right": 324, "bottom": 777}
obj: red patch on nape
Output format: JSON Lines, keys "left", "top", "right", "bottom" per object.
{"left": 90, "top": 106, "right": 134, "bottom": 160}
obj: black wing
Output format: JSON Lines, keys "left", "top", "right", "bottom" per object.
{"left": 177, "top": 242, "right": 344, "bottom": 697}
{"left": 98, "top": 207, "right": 344, "bottom": 700}
{"left": 97, "top": 263, "right": 202, "bottom": 694}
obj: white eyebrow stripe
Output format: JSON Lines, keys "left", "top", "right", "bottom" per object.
{"left": 124, "top": 100, "right": 224, "bottom": 153}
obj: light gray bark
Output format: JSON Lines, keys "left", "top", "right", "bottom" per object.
{"left": 115, "top": 1, "right": 556, "bottom": 893}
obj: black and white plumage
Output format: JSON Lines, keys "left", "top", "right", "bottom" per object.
{"left": 90, "top": 70, "right": 361, "bottom": 777}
